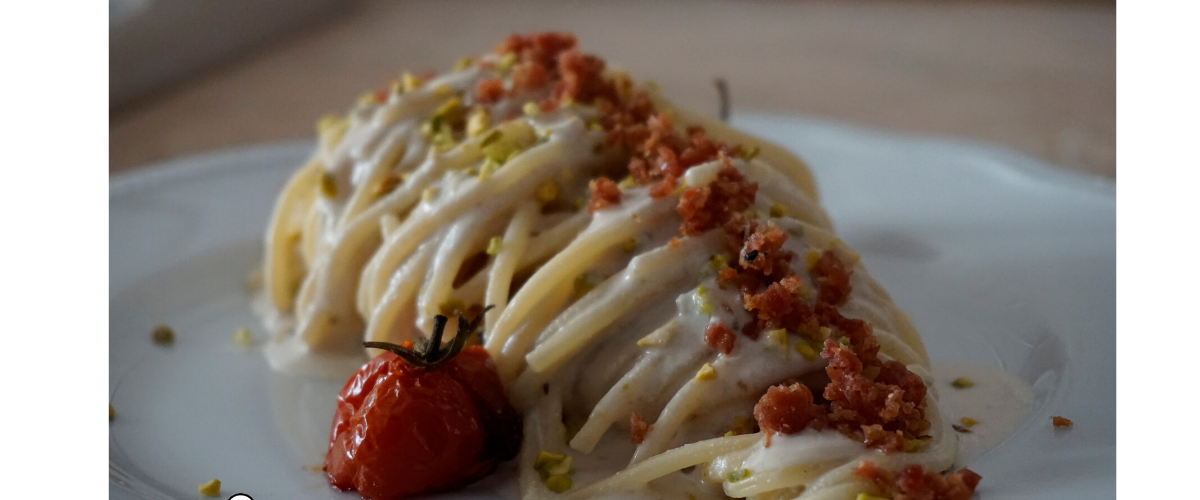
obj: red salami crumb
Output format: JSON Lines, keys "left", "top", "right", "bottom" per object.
{"left": 630, "top": 412, "right": 652, "bottom": 444}
{"left": 704, "top": 321, "right": 737, "bottom": 355}
{"left": 587, "top": 177, "right": 621, "bottom": 212}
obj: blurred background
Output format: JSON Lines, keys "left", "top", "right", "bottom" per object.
{"left": 109, "top": 0, "right": 1115, "bottom": 177}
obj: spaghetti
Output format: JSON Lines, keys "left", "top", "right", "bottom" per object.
{"left": 259, "top": 32, "right": 975, "bottom": 500}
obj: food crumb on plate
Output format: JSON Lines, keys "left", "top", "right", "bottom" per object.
{"left": 152, "top": 324, "right": 175, "bottom": 345}
{"left": 197, "top": 478, "right": 221, "bottom": 496}
{"left": 233, "top": 327, "right": 253, "bottom": 346}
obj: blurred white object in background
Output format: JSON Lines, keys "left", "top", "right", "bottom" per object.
{"left": 110, "top": 0, "right": 348, "bottom": 108}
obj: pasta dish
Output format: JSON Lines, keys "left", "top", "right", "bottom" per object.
{"left": 258, "top": 32, "right": 980, "bottom": 500}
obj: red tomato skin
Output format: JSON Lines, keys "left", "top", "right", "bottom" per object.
{"left": 324, "top": 346, "right": 521, "bottom": 500}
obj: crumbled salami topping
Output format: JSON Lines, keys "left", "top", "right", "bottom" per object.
{"left": 630, "top": 412, "right": 652, "bottom": 445}
{"left": 822, "top": 340, "right": 930, "bottom": 453}
{"left": 677, "top": 164, "right": 758, "bottom": 236}
{"left": 704, "top": 321, "right": 737, "bottom": 355}
{"left": 587, "top": 177, "right": 621, "bottom": 213}
{"left": 854, "top": 461, "right": 982, "bottom": 500}
{"left": 753, "top": 383, "right": 827, "bottom": 438}
{"left": 812, "top": 250, "right": 852, "bottom": 306}
{"left": 733, "top": 229, "right": 931, "bottom": 453}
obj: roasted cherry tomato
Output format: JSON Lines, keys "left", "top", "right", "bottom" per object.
{"left": 324, "top": 311, "right": 521, "bottom": 499}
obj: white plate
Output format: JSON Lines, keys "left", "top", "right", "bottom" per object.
{"left": 109, "top": 114, "right": 1115, "bottom": 500}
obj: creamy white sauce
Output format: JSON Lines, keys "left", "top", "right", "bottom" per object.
{"left": 933, "top": 362, "right": 1034, "bottom": 463}
{"left": 741, "top": 430, "right": 867, "bottom": 472}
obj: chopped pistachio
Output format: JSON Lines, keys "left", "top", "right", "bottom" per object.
{"left": 320, "top": 172, "right": 338, "bottom": 198}
{"left": 960, "top": 417, "right": 979, "bottom": 427}
{"left": 794, "top": 342, "right": 818, "bottom": 361}
{"left": 478, "top": 158, "right": 501, "bottom": 180}
{"left": 903, "top": 436, "right": 932, "bottom": 453}
{"left": 356, "top": 90, "right": 379, "bottom": 106}
{"left": 531, "top": 451, "right": 573, "bottom": 477}
{"left": 197, "top": 479, "right": 221, "bottom": 497}
{"left": 856, "top": 494, "right": 888, "bottom": 500}
{"left": 483, "top": 136, "right": 526, "bottom": 164}
{"left": 419, "top": 120, "right": 437, "bottom": 139}
{"left": 768, "top": 329, "right": 790, "bottom": 360}
{"left": 697, "top": 286, "right": 714, "bottom": 316}
{"left": 739, "top": 145, "right": 761, "bottom": 161}
{"left": 433, "top": 83, "right": 454, "bottom": 96}
{"left": 767, "top": 328, "right": 788, "bottom": 346}
{"left": 534, "top": 451, "right": 568, "bottom": 471}
{"left": 453, "top": 56, "right": 473, "bottom": 71}
{"left": 618, "top": 175, "right": 636, "bottom": 190}
{"left": 784, "top": 278, "right": 809, "bottom": 300}
{"left": 769, "top": 203, "right": 787, "bottom": 218}
{"left": 573, "top": 274, "right": 594, "bottom": 297}
{"left": 805, "top": 249, "right": 821, "bottom": 270}
{"left": 152, "top": 325, "right": 175, "bottom": 345}
{"left": 523, "top": 101, "right": 542, "bottom": 116}
{"left": 422, "top": 187, "right": 439, "bottom": 202}
{"left": 951, "top": 377, "right": 975, "bottom": 389}
{"left": 695, "top": 363, "right": 717, "bottom": 381}
{"left": 432, "top": 128, "right": 457, "bottom": 151}
{"left": 670, "top": 182, "right": 689, "bottom": 197}
{"left": 496, "top": 52, "right": 517, "bottom": 73}
{"left": 544, "top": 474, "right": 572, "bottom": 493}
{"left": 622, "top": 238, "right": 638, "bottom": 252}
{"left": 232, "top": 327, "right": 253, "bottom": 346}
{"left": 588, "top": 119, "right": 604, "bottom": 132}
{"left": 486, "top": 236, "right": 504, "bottom": 256}
{"left": 467, "top": 108, "right": 491, "bottom": 137}
{"left": 710, "top": 254, "right": 729, "bottom": 270}
{"left": 315, "top": 114, "right": 342, "bottom": 134}
{"left": 536, "top": 181, "right": 559, "bottom": 202}
{"left": 479, "top": 129, "right": 504, "bottom": 148}
{"left": 818, "top": 326, "right": 832, "bottom": 339}
{"left": 727, "top": 468, "right": 751, "bottom": 483}
{"left": 401, "top": 72, "right": 421, "bottom": 91}
{"left": 838, "top": 336, "right": 851, "bottom": 347}
{"left": 434, "top": 97, "right": 464, "bottom": 125}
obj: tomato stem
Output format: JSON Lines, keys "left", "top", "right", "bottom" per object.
{"left": 427, "top": 315, "right": 448, "bottom": 362}
{"left": 364, "top": 305, "right": 494, "bottom": 369}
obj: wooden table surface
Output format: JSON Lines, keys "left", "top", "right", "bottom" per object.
{"left": 109, "top": 0, "right": 1115, "bottom": 177}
